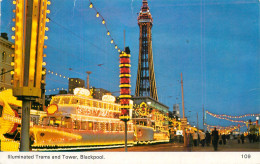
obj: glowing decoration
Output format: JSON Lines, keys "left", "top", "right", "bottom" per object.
{"left": 45, "top": 27, "right": 49, "bottom": 31}
{"left": 44, "top": 36, "right": 48, "bottom": 40}
{"left": 115, "top": 45, "right": 118, "bottom": 49}
{"left": 89, "top": 3, "right": 93, "bottom": 8}
{"left": 11, "top": 62, "right": 15, "bottom": 66}
{"left": 96, "top": 12, "right": 100, "bottom": 17}
{"left": 13, "top": 1, "right": 16, "bottom": 5}
{"left": 42, "top": 62, "right": 46, "bottom": 66}
{"left": 46, "top": 18, "right": 50, "bottom": 22}
{"left": 206, "top": 110, "right": 260, "bottom": 119}
{"left": 47, "top": 1, "right": 51, "bottom": 5}
{"left": 102, "top": 95, "right": 116, "bottom": 102}
{"left": 46, "top": 104, "right": 58, "bottom": 115}
{"left": 12, "top": 27, "right": 15, "bottom": 31}
{"left": 10, "top": 71, "right": 14, "bottom": 75}
{"left": 74, "top": 88, "right": 90, "bottom": 97}
{"left": 119, "top": 49, "right": 131, "bottom": 120}
{"left": 111, "top": 39, "right": 114, "bottom": 44}
{"left": 11, "top": 35, "right": 15, "bottom": 40}
{"left": 46, "top": 10, "right": 50, "bottom": 14}
{"left": 102, "top": 19, "right": 105, "bottom": 24}
{"left": 107, "top": 31, "right": 110, "bottom": 35}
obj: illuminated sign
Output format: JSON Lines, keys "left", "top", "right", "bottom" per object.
{"left": 76, "top": 106, "right": 119, "bottom": 119}
{"left": 46, "top": 104, "right": 58, "bottom": 115}
{"left": 74, "top": 88, "right": 90, "bottom": 97}
{"left": 102, "top": 95, "right": 116, "bottom": 102}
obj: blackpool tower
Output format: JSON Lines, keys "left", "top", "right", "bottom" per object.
{"left": 135, "top": 0, "right": 158, "bottom": 101}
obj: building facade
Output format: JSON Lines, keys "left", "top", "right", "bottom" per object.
{"left": 0, "top": 33, "right": 14, "bottom": 91}
{"left": 68, "top": 78, "right": 85, "bottom": 93}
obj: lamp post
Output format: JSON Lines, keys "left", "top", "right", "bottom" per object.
{"left": 180, "top": 73, "right": 187, "bottom": 147}
{"left": 86, "top": 71, "right": 92, "bottom": 90}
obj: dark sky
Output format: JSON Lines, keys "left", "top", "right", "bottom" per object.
{"left": 1, "top": 0, "right": 259, "bottom": 131}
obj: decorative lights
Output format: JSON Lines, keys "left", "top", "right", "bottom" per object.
{"left": 119, "top": 48, "right": 131, "bottom": 120}
{"left": 88, "top": 0, "right": 123, "bottom": 53}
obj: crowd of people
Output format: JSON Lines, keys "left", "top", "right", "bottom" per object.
{"left": 181, "top": 127, "right": 259, "bottom": 151}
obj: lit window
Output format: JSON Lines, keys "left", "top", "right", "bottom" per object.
{"left": 2, "top": 51, "right": 6, "bottom": 62}
{"left": 0, "top": 68, "right": 5, "bottom": 82}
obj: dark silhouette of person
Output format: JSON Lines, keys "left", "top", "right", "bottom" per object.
{"left": 241, "top": 134, "right": 245, "bottom": 144}
{"left": 222, "top": 134, "right": 226, "bottom": 145}
{"left": 212, "top": 127, "right": 219, "bottom": 151}
{"left": 206, "top": 131, "right": 211, "bottom": 146}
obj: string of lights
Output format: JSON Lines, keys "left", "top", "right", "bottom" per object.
{"left": 206, "top": 111, "right": 257, "bottom": 124}
{"left": 87, "top": 0, "right": 123, "bottom": 53}
{"left": 206, "top": 110, "right": 260, "bottom": 118}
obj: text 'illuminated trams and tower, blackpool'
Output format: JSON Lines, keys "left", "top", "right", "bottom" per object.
{"left": 135, "top": 0, "right": 158, "bottom": 101}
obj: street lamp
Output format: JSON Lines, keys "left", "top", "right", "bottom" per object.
{"left": 86, "top": 71, "right": 92, "bottom": 90}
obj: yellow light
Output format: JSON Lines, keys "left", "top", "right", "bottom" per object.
{"left": 115, "top": 45, "right": 117, "bottom": 49}
{"left": 89, "top": 3, "right": 93, "bottom": 8}
{"left": 44, "top": 45, "right": 47, "bottom": 49}
{"left": 46, "top": 18, "right": 50, "bottom": 22}
{"left": 47, "top": 1, "right": 51, "bottom": 5}
{"left": 11, "top": 36, "right": 15, "bottom": 40}
{"left": 13, "top": 9, "right": 16, "bottom": 13}
{"left": 44, "top": 36, "right": 48, "bottom": 40}
{"left": 11, "top": 62, "right": 15, "bottom": 66}
{"left": 13, "top": 1, "right": 16, "bottom": 4}
{"left": 42, "top": 62, "right": 46, "bottom": 66}
{"left": 45, "top": 27, "right": 49, "bottom": 31}
{"left": 46, "top": 10, "right": 50, "bottom": 14}
{"left": 42, "top": 71, "right": 46, "bottom": 75}
{"left": 107, "top": 31, "right": 110, "bottom": 36}
{"left": 111, "top": 39, "right": 114, "bottom": 44}
{"left": 12, "top": 18, "right": 15, "bottom": 22}
{"left": 96, "top": 12, "right": 100, "bottom": 17}
{"left": 102, "top": 19, "right": 105, "bottom": 24}
{"left": 12, "top": 27, "right": 15, "bottom": 31}
{"left": 43, "top": 54, "right": 47, "bottom": 57}
{"left": 118, "top": 49, "right": 120, "bottom": 52}
{"left": 10, "top": 71, "right": 14, "bottom": 75}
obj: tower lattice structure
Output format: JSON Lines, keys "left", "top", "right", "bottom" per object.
{"left": 135, "top": 0, "right": 158, "bottom": 101}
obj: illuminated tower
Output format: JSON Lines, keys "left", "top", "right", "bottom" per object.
{"left": 135, "top": 0, "right": 158, "bottom": 100}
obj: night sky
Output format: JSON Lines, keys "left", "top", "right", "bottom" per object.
{"left": 1, "top": 0, "right": 259, "bottom": 132}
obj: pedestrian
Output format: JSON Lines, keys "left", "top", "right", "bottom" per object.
{"left": 199, "top": 131, "right": 206, "bottom": 147}
{"left": 222, "top": 133, "right": 226, "bottom": 145}
{"left": 192, "top": 131, "right": 199, "bottom": 146}
{"left": 206, "top": 131, "right": 211, "bottom": 146}
{"left": 237, "top": 134, "right": 241, "bottom": 144}
{"left": 241, "top": 134, "right": 245, "bottom": 144}
{"left": 212, "top": 127, "right": 219, "bottom": 151}
{"left": 219, "top": 134, "right": 222, "bottom": 145}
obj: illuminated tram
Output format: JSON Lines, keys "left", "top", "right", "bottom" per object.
{"left": 31, "top": 88, "right": 134, "bottom": 150}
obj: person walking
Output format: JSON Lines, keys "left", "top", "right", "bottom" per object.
{"left": 206, "top": 131, "right": 211, "bottom": 146}
{"left": 222, "top": 133, "right": 226, "bottom": 145}
{"left": 212, "top": 127, "right": 219, "bottom": 151}
{"left": 241, "top": 134, "right": 245, "bottom": 144}
{"left": 237, "top": 134, "right": 241, "bottom": 144}
{"left": 199, "top": 131, "right": 206, "bottom": 147}
{"left": 192, "top": 131, "right": 199, "bottom": 146}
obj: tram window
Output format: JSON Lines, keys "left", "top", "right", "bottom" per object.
{"left": 71, "top": 98, "right": 79, "bottom": 104}
{"left": 88, "top": 122, "right": 93, "bottom": 130}
{"left": 106, "top": 123, "right": 110, "bottom": 131}
{"left": 42, "top": 117, "right": 49, "bottom": 126}
{"left": 50, "top": 98, "right": 60, "bottom": 105}
{"left": 98, "top": 102, "right": 102, "bottom": 108}
{"left": 81, "top": 121, "right": 87, "bottom": 130}
{"left": 79, "top": 98, "right": 85, "bottom": 105}
{"left": 93, "top": 101, "right": 97, "bottom": 108}
{"left": 74, "top": 120, "right": 80, "bottom": 129}
{"left": 100, "top": 122, "right": 105, "bottom": 131}
{"left": 93, "top": 122, "right": 98, "bottom": 130}
{"left": 85, "top": 100, "right": 90, "bottom": 107}
{"left": 64, "top": 117, "right": 72, "bottom": 129}
{"left": 60, "top": 97, "right": 70, "bottom": 104}
{"left": 103, "top": 103, "right": 107, "bottom": 109}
